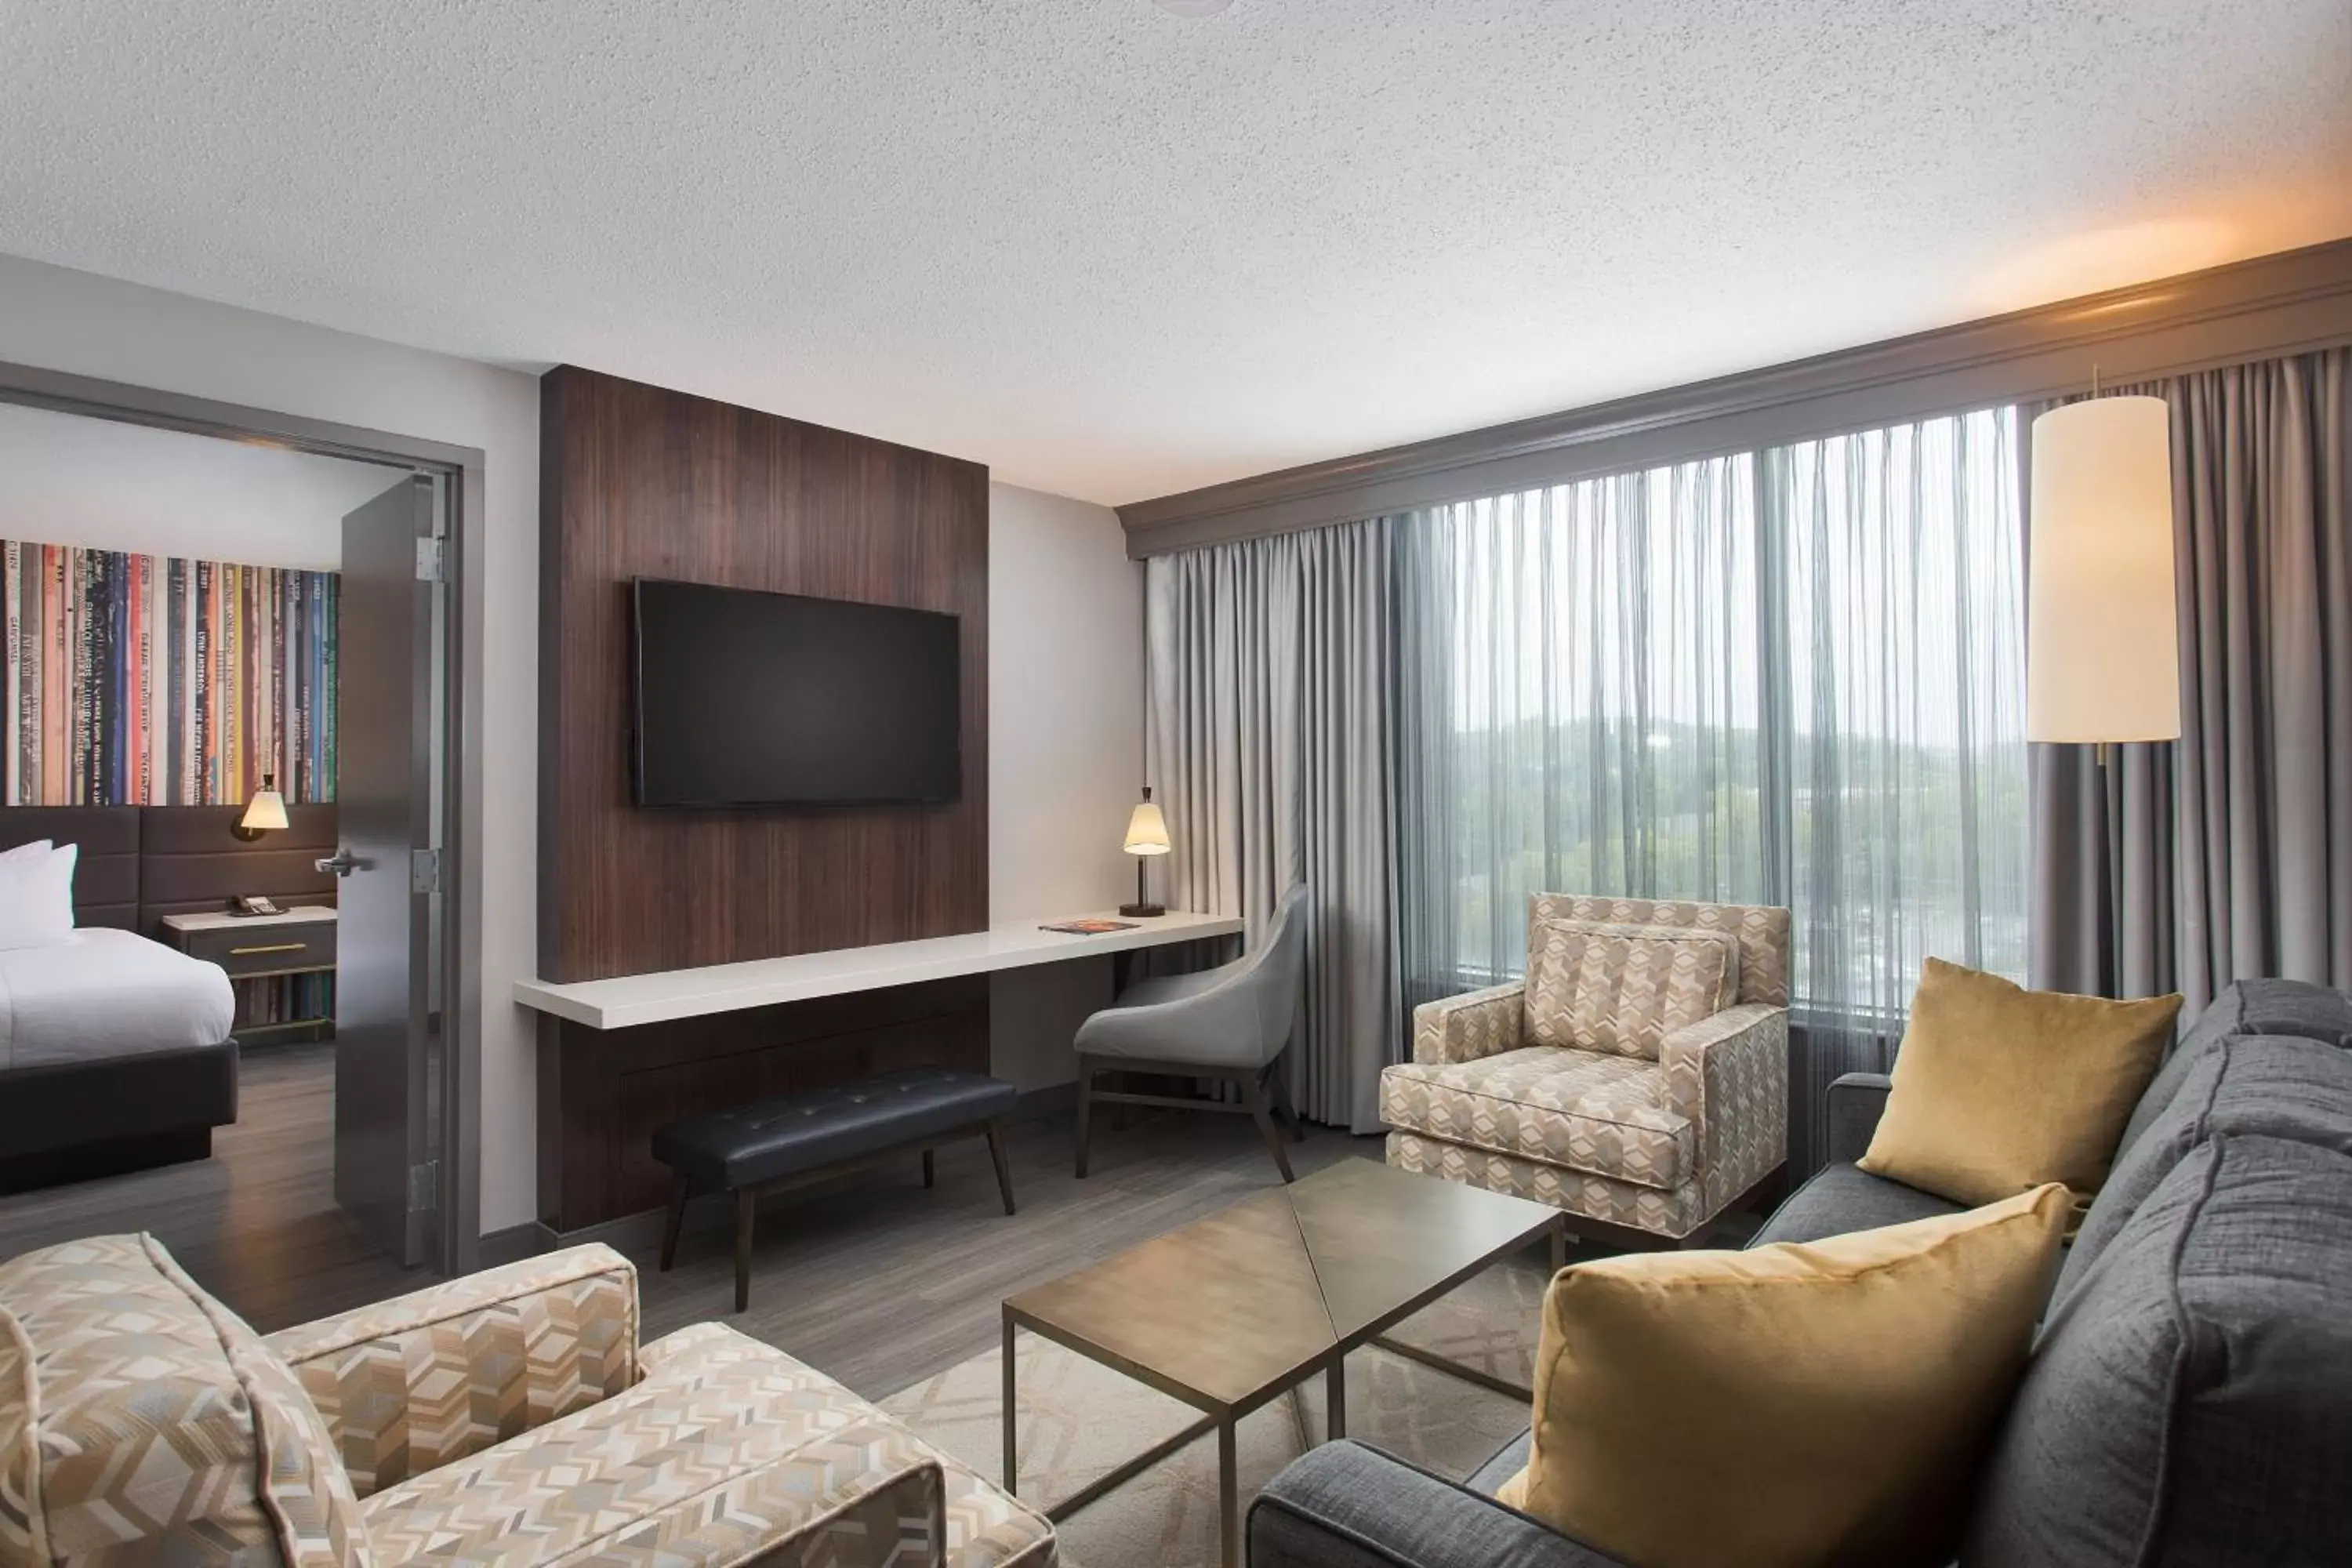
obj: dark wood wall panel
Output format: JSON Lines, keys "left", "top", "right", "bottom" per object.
{"left": 535, "top": 366, "right": 993, "bottom": 1231}
{"left": 536, "top": 979, "right": 988, "bottom": 1231}
{"left": 539, "top": 365, "right": 990, "bottom": 984}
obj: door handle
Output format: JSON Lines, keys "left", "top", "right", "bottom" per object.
{"left": 316, "top": 848, "right": 368, "bottom": 878}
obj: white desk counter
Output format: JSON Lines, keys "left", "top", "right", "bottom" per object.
{"left": 514, "top": 909, "right": 1242, "bottom": 1031}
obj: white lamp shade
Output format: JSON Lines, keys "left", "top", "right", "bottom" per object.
{"left": 239, "top": 789, "right": 290, "bottom": 833}
{"left": 2027, "top": 395, "right": 2182, "bottom": 744}
{"left": 1123, "top": 800, "right": 1171, "bottom": 856}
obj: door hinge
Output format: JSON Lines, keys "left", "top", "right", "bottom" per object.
{"left": 407, "top": 1160, "right": 441, "bottom": 1214}
{"left": 415, "top": 537, "right": 448, "bottom": 583}
{"left": 410, "top": 848, "right": 442, "bottom": 894}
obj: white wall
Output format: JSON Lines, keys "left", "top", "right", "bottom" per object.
{"left": 0, "top": 401, "right": 400, "bottom": 572}
{"left": 0, "top": 256, "right": 1149, "bottom": 1225}
{"left": 0, "top": 254, "right": 547, "bottom": 1236}
{"left": 985, "top": 481, "right": 1145, "bottom": 1092}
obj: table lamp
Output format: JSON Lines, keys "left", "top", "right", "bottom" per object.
{"left": 1121, "top": 787, "right": 1170, "bottom": 917}
{"left": 2027, "top": 391, "right": 2180, "bottom": 765}
{"left": 234, "top": 775, "right": 290, "bottom": 840}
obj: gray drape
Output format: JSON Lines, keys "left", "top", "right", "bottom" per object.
{"left": 1142, "top": 517, "right": 1403, "bottom": 1132}
{"left": 2030, "top": 347, "right": 2352, "bottom": 1014}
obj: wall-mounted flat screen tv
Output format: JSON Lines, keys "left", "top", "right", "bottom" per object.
{"left": 631, "top": 578, "right": 961, "bottom": 808}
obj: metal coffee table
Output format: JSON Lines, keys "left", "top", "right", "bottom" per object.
{"left": 1002, "top": 1159, "right": 1565, "bottom": 1568}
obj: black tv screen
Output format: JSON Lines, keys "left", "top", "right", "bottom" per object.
{"left": 631, "top": 579, "right": 961, "bottom": 808}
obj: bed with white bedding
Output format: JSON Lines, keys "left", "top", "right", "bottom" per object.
{"left": 0, "top": 808, "right": 251, "bottom": 1193}
{"left": 0, "top": 927, "right": 237, "bottom": 1072}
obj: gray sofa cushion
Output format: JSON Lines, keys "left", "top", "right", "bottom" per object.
{"left": 1967, "top": 1133, "right": 2352, "bottom": 1567}
{"left": 1468, "top": 1432, "right": 1532, "bottom": 1496}
{"left": 1250, "top": 1439, "right": 1629, "bottom": 1568}
{"left": 2117, "top": 980, "right": 2352, "bottom": 1157}
{"left": 1824, "top": 1070, "right": 1894, "bottom": 1166}
{"left": 2056, "top": 1035, "right": 2352, "bottom": 1304}
{"left": 1749, "top": 1160, "right": 1962, "bottom": 1247}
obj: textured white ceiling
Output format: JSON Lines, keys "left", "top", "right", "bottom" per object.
{"left": 1, "top": 2, "right": 2347, "bottom": 506}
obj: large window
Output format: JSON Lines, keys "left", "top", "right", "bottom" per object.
{"left": 1396, "top": 408, "right": 2027, "bottom": 1164}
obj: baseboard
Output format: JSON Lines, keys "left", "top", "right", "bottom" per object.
{"left": 476, "top": 1221, "right": 554, "bottom": 1268}
{"left": 1008, "top": 1080, "right": 1078, "bottom": 1122}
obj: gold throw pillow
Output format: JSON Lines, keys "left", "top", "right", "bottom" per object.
{"left": 1858, "top": 957, "right": 2180, "bottom": 1210}
{"left": 1501, "top": 1185, "right": 2071, "bottom": 1568}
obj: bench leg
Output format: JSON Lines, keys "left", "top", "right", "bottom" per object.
{"left": 734, "top": 1189, "right": 756, "bottom": 1314}
{"left": 985, "top": 1119, "right": 1016, "bottom": 1215}
{"left": 922, "top": 1148, "right": 935, "bottom": 1189}
{"left": 1074, "top": 1055, "right": 1096, "bottom": 1179}
{"left": 660, "top": 1171, "right": 688, "bottom": 1272}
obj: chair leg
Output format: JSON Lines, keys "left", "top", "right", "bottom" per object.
{"left": 1074, "top": 1055, "right": 1097, "bottom": 1179}
{"left": 1240, "top": 1071, "right": 1296, "bottom": 1185}
{"left": 1267, "top": 1059, "right": 1306, "bottom": 1142}
{"left": 985, "top": 1120, "right": 1017, "bottom": 1215}
{"left": 922, "top": 1148, "right": 935, "bottom": 1189}
{"left": 733, "top": 1189, "right": 756, "bottom": 1315}
{"left": 660, "top": 1171, "right": 688, "bottom": 1272}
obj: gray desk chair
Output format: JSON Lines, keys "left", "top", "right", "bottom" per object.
{"left": 1073, "top": 883, "right": 1311, "bottom": 1182}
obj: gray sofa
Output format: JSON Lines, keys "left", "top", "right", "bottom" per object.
{"left": 1251, "top": 979, "right": 2352, "bottom": 1568}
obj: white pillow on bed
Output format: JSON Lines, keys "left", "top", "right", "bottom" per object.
{"left": 0, "top": 837, "right": 53, "bottom": 866}
{"left": 0, "top": 840, "right": 76, "bottom": 949}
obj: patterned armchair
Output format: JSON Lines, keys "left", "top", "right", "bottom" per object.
{"left": 1380, "top": 895, "right": 1790, "bottom": 1243}
{"left": 0, "top": 1234, "right": 1052, "bottom": 1568}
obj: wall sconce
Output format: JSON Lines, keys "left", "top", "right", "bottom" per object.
{"left": 234, "top": 775, "right": 290, "bottom": 841}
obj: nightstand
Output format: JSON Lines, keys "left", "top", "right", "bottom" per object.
{"left": 162, "top": 906, "right": 338, "bottom": 1046}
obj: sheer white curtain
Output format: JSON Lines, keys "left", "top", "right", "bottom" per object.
{"left": 1397, "top": 408, "right": 2027, "bottom": 1172}
{"left": 1766, "top": 411, "right": 2030, "bottom": 1164}
{"left": 1396, "top": 456, "right": 1766, "bottom": 993}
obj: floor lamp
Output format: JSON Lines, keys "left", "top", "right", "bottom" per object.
{"left": 2027, "top": 389, "right": 2180, "bottom": 994}
{"left": 2026, "top": 390, "right": 2181, "bottom": 760}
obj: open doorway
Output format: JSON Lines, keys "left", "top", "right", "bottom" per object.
{"left": 0, "top": 379, "right": 481, "bottom": 1327}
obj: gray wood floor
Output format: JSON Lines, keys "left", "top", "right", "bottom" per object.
{"left": 637, "top": 1105, "right": 1385, "bottom": 1396}
{"left": 0, "top": 1042, "right": 419, "bottom": 1333}
{"left": 0, "top": 1046, "right": 1757, "bottom": 1403}
{"left": 0, "top": 1044, "right": 1385, "bottom": 1394}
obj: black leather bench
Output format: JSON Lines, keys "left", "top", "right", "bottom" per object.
{"left": 652, "top": 1066, "right": 1020, "bottom": 1311}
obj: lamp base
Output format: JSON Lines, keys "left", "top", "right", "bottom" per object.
{"left": 1119, "top": 902, "right": 1166, "bottom": 919}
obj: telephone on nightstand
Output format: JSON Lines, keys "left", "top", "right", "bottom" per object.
{"left": 229, "top": 895, "right": 281, "bottom": 917}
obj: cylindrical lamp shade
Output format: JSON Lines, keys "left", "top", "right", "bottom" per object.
{"left": 1124, "top": 800, "right": 1171, "bottom": 855}
{"left": 2026, "top": 395, "right": 2181, "bottom": 743}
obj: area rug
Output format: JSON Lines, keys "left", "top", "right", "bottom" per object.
{"left": 880, "top": 1258, "right": 1547, "bottom": 1568}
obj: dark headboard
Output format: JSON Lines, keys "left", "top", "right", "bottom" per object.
{"left": 138, "top": 805, "right": 339, "bottom": 929}
{"left": 0, "top": 805, "right": 339, "bottom": 937}
{"left": 0, "top": 807, "right": 141, "bottom": 929}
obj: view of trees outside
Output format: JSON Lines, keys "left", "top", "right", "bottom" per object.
{"left": 1403, "top": 408, "right": 2028, "bottom": 1073}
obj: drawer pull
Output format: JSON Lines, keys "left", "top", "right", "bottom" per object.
{"left": 229, "top": 942, "right": 308, "bottom": 957}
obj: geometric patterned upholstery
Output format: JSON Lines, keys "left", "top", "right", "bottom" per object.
{"left": 1378, "top": 1047, "right": 1693, "bottom": 1190}
{"left": 1523, "top": 919, "right": 1740, "bottom": 1061}
{"left": 0, "top": 1234, "right": 372, "bottom": 1568}
{"left": 1382, "top": 893, "right": 1791, "bottom": 1242}
{"left": 363, "top": 1321, "right": 1052, "bottom": 1568}
{"left": 266, "top": 1248, "right": 640, "bottom": 1498}
{"left": 1529, "top": 895, "right": 1791, "bottom": 1008}
{"left": 0, "top": 1239, "right": 1054, "bottom": 1568}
